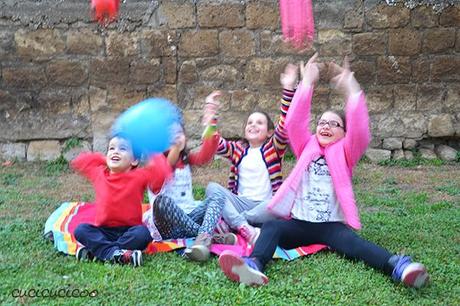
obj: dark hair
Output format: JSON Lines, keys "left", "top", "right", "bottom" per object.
{"left": 320, "top": 109, "right": 346, "bottom": 131}
{"left": 239, "top": 110, "right": 275, "bottom": 146}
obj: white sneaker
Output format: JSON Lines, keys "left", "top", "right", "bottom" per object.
{"left": 218, "top": 250, "right": 268, "bottom": 286}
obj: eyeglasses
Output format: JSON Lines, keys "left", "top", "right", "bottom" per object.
{"left": 317, "top": 119, "right": 343, "bottom": 129}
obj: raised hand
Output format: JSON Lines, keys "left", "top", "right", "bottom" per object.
{"left": 299, "top": 53, "right": 324, "bottom": 87}
{"left": 202, "top": 91, "right": 221, "bottom": 126}
{"left": 280, "top": 63, "right": 299, "bottom": 91}
{"left": 328, "top": 57, "right": 361, "bottom": 97}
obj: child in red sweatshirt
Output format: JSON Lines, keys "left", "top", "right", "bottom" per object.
{"left": 72, "top": 135, "right": 171, "bottom": 267}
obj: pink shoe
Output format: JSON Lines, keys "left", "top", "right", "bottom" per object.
{"left": 238, "top": 224, "right": 260, "bottom": 246}
{"left": 218, "top": 250, "right": 268, "bottom": 286}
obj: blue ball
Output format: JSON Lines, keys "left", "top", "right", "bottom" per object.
{"left": 111, "top": 98, "right": 181, "bottom": 159}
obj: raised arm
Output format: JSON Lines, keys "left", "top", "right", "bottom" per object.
{"left": 70, "top": 152, "right": 106, "bottom": 181}
{"left": 285, "top": 54, "right": 322, "bottom": 158}
{"left": 272, "top": 64, "right": 298, "bottom": 155}
{"left": 329, "top": 58, "right": 370, "bottom": 168}
{"left": 145, "top": 154, "right": 173, "bottom": 194}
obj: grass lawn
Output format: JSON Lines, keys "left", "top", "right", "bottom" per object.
{"left": 0, "top": 159, "right": 459, "bottom": 305}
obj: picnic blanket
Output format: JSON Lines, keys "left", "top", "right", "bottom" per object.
{"left": 44, "top": 202, "right": 326, "bottom": 260}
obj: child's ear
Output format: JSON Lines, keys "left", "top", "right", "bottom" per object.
{"left": 131, "top": 159, "right": 140, "bottom": 167}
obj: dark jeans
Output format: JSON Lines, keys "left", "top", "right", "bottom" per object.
{"left": 74, "top": 223, "right": 152, "bottom": 261}
{"left": 251, "top": 219, "right": 393, "bottom": 274}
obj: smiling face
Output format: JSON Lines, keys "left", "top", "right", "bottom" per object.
{"left": 316, "top": 111, "right": 345, "bottom": 147}
{"left": 106, "top": 137, "right": 139, "bottom": 174}
{"left": 244, "top": 112, "right": 273, "bottom": 147}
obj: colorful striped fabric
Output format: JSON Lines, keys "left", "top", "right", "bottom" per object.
{"left": 44, "top": 202, "right": 326, "bottom": 260}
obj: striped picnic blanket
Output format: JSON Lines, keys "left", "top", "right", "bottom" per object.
{"left": 44, "top": 202, "right": 326, "bottom": 260}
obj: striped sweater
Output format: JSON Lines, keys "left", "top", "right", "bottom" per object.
{"left": 217, "top": 89, "right": 294, "bottom": 195}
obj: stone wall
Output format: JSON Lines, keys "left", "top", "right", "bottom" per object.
{"left": 0, "top": 0, "right": 459, "bottom": 162}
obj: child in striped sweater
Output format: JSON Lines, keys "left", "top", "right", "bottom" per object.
{"left": 206, "top": 63, "right": 298, "bottom": 245}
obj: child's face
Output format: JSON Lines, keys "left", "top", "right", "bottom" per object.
{"left": 106, "top": 137, "right": 139, "bottom": 174}
{"left": 316, "top": 112, "right": 345, "bottom": 147}
{"left": 244, "top": 112, "right": 272, "bottom": 147}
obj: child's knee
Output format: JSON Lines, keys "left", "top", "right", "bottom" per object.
{"left": 205, "top": 182, "right": 224, "bottom": 196}
{"left": 74, "top": 223, "right": 92, "bottom": 241}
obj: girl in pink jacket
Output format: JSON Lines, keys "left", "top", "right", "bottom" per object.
{"left": 218, "top": 54, "right": 429, "bottom": 288}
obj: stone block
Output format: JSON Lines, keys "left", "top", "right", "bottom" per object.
{"left": 365, "top": 148, "right": 391, "bottom": 162}
{"left": 27, "top": 140, "right": 61, "bottom": 161}
{"left": 423, "top": 28, "right": 456, "bottom": 53}
{"left": 89, "top": 58, "right": 131, "bottom": 87}
{"left": 89, "top": 87, "right": 108, "bottom": 112}
{"left": 351, "top": 60, "right": 376, "bottom": 85}
{"left": 67, "top": 29, "right": 103, "bottom": 55}
{"left": 198, "top": 2, "right": 244, "bottom": 28}
{"left": 431, "top": 56, "right": 460, "bottom": 82}
{"left": 456, "top": 31, "right": 460, "bottom": 52}
{"left": 352, "top": 32, "right": 385, "bottom": 55}
{"left": 365, "top": 3, "right": 410, "bottom": 28}
{"left": 246, "top": 2, "right": 279, "bottom": 30}
{"left": 91, "top": 112, "right": 118, "bottom": 153}
{"left": 377, "top": 56, "right": 411, "bottom": 85}
{"left": 0, "top": 30, "right": 14, "bottom": 58}
{"left": 318, "top": 30, "right": 351, "bottom": 57}
{"left": 404, "top": 150, "right": 414, "bottom": 160}
{"left": 46, "top": 60, "right": 88, "bottom": 87}
{"left": 163, "top": 57, "right": 177, "bottom": 84}
{"left": 388, "top": 29, "right": 421, "bottom": 56}
{"left": 159, "top": 2, "right": 195, "bottom": 29}
{"left": 130, "top": 59, "right": 161, "bottom": 85}
{"left": 259, "top": 31, "right": 312, "bottom": 56}
{"left": 403, "top": 139, "right": 417, "bottom": 149}
{"left": 14, "top": 29, "right": 65, "bottom": 59}
{"left": 147, "top": 85, "right": 177, "bottom": 104}
{"left": 105, "top": 86, "right": 147, "bottom": 112}
{"left": 445, "top": 85, "right": 460, "bottom": 112}
{"left": 400, "top": 113, "right": 427, "bottom": 138}
{"left": 440, "top": 6, "right": 460, "bottom": 26}
{"left": 392, "top": 149, "right": 405, "bottom": 160}
{"left": 141, "top": 30, "right": 177, "bottom": 57}
{"left": 106, "top": 32, "right": 140, "bottom": 57}
{"left": 412, "top": 58, "right": 430, "bottom": 83}
{"left": 419, "top": 148, "right": 437, "bottom": 160}
{"left": 244, "top": 58, "right": 289, "bottom": 87}
{"left": 344, "top": 7, "right": 364, "bottom": 30}
{"left": 0, "top": 143, "right": 26, "bottom": 160}
{"left": 435, "top": 145, "right": 457, "bottom": 161}
{"left": 179, "top": 31, "right": 218, "bottom": 57}
{"left": 231, "top": 90, "right": 258, "bottom": 112}
{"left": 411, "top": 5, "right": 438, "bottom": 28}
{"left": 63, "top": 141, "right": 92, "bottom": 161}
{"left": 366, "top": 86, "right": 393, "bottom": 114}
{"left": 383, "top": 138, "right": 403, "bottom": 150}
{"left": 200, "top": 65, "right": 240, "bottom": 86}
{"left": 2, "top": 66, "right": 47, "bottom": 90}
{"left": 416, "top": 85, "right": 445, "bottom": 113}
{"left": 179, "top": 60, "right": 198, "bottom": 84}
{"left": 394, "top": 85, "right": 416, "bottom": 111}
{"left": 428, "top": 114, "right": 455, "bottom": 137}
{"left": 257, "top": 91, "right": 281, "bottom": 112}
{"left": 219, "top": 30, "right": 256, "bottom": 58}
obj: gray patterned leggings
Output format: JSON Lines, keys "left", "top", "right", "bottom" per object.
{"left": 153, "top": 193, "right": 225, "bottom": 239}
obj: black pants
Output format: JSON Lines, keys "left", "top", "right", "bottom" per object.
{"left": 251, "top": 219, "right": 393, "bottom": 274}
{"left": 74, "top": 223, "right": 152, "bottom": 261}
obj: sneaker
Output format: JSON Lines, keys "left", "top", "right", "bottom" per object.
{"left": 112, "top": 249, "right": 143, "bottom": 267}
{"left": 212, "top": 232, "right": 238, "bottom": 245}
{"left": 218, "top": 250, "right": 268, "bottom": 286}
{"left": 391, "top": 255, "right": 429, "bottom": 288}
{"left": 76, "top": 246, "right": 95, "bottom": 262}
{"left": 238, "top": 224, "right": 260, "bottom": 246}
{"left": 184, "top": 232, "right": 212, "bottom": 262}
{"left": 214, "top": 219, "right": 231, "bottom": 235}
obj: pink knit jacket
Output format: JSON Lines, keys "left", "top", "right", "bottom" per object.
{"left": 267, "top": 82, "right": 370, "bottom": 230}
